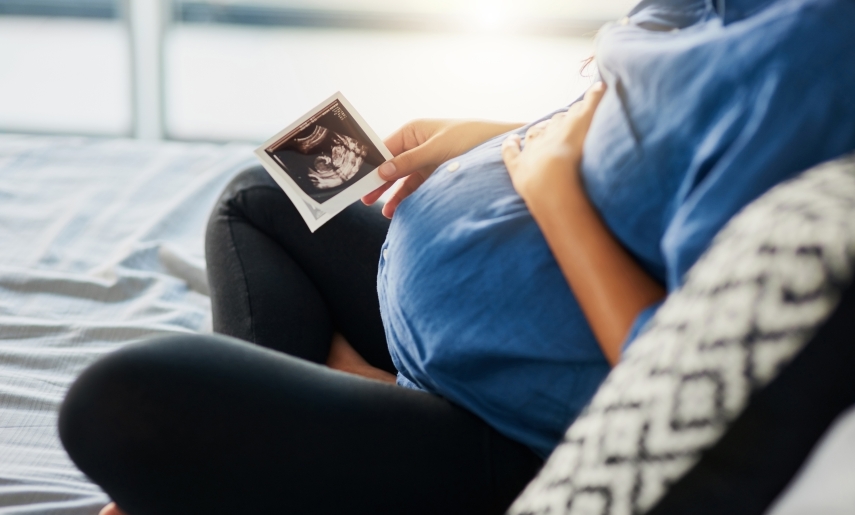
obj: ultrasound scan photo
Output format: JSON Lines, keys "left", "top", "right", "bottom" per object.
{"left": 265, "top": 99, "right": 385, "bottom": 204}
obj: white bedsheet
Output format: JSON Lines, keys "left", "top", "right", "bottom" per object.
{"left": 0, "top": 134, "right": 254, "bottom": 514}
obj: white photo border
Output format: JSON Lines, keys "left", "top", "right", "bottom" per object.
{"left": 254, "top": 92, "right": 393, "bottom": 231}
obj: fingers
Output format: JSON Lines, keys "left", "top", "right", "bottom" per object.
{"left": 381, "top": 171, "right": 429, "bottom": 218}
{"left": 558, "top": 82, "right": 606, "bottom": 132}
{"left": 525, "top": 120, "right": 550, "bottom": 141}
{"left": 501, "top": 133, "right": 522, "bottom": 171}
{"left": 379, "top": 123, "right": 422, "bottom": 181}
{"left": 379, "top": 120, "right": 446, "bottom": 182}
{"left": 585, "top": 80, "right": 607, "bottom": 102}
{"left": 523, "top": 94, "right": 593, "bottom": 143}
{"left": 382, "top": 122, "right": 415, "bottom": 157}
{"left": 378, "top": 138, "right": 445, "bottom": 181}
{"left": 580, "top": 81, "right": 607, "bottom": 118}
{"left": 361, "top": 180, "right": 394, "bottom": 205}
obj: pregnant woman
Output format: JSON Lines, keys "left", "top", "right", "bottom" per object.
{"left": 59, "top": 0, "right": 855, "bottom": 513}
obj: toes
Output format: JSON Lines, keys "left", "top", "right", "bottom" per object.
{"left": 100, "top": 502, "right": 127, "bottom": 515}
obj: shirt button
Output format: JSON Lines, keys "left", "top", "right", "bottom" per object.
{"left": 383, "top": 248, "right": 389, "bottom": 260}
{"left": 446, "top": 161, "right": 460, "bottom": 173}
{"left": 618, "top": 16, "right": 630, "bottom": 25}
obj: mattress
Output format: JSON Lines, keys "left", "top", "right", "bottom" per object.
{"left": 0, "top": 134, "right": 254, "bottom": 514}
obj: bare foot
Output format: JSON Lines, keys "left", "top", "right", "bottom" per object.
{"left": 326, "top": 333, "right": 397, "bottom": 384}
{"left": 100, "top": 503, "right": 126, "bottom": 515}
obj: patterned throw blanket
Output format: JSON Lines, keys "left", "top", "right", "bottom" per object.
{"left": 510, "top": 154, "right": 855, "bottom": 515}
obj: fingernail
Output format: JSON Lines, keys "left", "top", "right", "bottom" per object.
{"left": 378, "top": 161, "right": 396, "bottom": 179}
{"left": 592, "top": 81, "right": 606, "bottom": 92}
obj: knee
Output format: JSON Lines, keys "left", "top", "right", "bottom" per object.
{"left": 58, "top": 335, "right": 213, "bottom": 479}
{"left": 220, "top": 165, "right": 277, "bottom": 203}
{"left": 204, "top": 165, "right": 298, "bottom": 244}
{"left": 207, "top": 166, "right": 275, "bottom": 223}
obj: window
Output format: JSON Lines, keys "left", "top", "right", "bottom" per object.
{"left": 0, "top": 0, "right": 130, "bottom": 136}
{"left": 1, "top": 0, "right": 636, "bottom": 141}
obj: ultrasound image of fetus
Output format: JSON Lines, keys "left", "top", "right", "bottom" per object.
{"left": 267, "top": 106, "right": 383, "bottom": 204}
{"left": 308, "top": 130, "right": 368, "bottom": 189}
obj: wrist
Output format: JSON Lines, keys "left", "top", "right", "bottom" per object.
{"left": 518, "top": 156, "right": 585, "bottom": 208}
{"left": 470, "top": 121, "right": 526, "bottom": 147}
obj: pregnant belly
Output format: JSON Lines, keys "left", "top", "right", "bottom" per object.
{"left": 377, "top": 135, "right": 610, "bottom": 456}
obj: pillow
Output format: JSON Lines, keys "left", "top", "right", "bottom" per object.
{"left": 508, "top": 153, "right": 855, "bottom": 515}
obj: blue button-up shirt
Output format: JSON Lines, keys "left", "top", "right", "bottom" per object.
{"left": 378, "top": 0, "right": 855, "bottom": 458}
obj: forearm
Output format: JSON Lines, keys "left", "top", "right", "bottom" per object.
{"left": 527, "top": 169, "right": 665, "bottom": 365}
{"left": 476, "top": 121, "right": 527, "bottom": 137}
{"left": 367, "top": 119, "right": 527, "bottom": 215}
{"left": 446, "top": 120, "right": 526, "bottom": 157}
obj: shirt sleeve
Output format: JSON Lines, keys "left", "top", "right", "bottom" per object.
{"left": 396, "top": 372, "right": 425, "bottom": 391}
{"left": 661, "top": 73, "right": 853, "bottom": 289}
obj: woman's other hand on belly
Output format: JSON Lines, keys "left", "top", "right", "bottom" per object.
{"left": 361, "top": 119, "right": 524, "bottom": 218}
{"left": 502, "top": 82, "right": 605, "bottom": 202}
{"left": 502, "top": 82, "right": 665, "bottom": 365}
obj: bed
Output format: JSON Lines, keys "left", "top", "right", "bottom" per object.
{"left": 0, "top": 134, "right": 254, "bottom": 514}
{"left": 0, "top": 133, "right": 853, "bottom": 514}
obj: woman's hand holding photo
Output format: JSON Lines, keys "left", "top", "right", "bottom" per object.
{"left": 362, "top": 119, "right": 524, "bottom": 218}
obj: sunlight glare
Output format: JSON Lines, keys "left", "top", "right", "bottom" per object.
{"left": 469, "top": 0, "right": 511, "bottom": 32}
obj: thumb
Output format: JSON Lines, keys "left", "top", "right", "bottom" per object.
{"left": 378, "top": 140, "right": 444, "bottom": 181}
{"left": 579, "top": 81, "right": 607, "bottom": 120}
{"left": 558, "top": 81, "right": 607, "bottom": 137}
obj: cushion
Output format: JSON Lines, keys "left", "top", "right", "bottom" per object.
{"left": 508, "top": 153, "right": 855, "bottom": 515}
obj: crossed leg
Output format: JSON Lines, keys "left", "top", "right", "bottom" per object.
{"left": 60, "top": 167, "right": 542, "bottom": 514}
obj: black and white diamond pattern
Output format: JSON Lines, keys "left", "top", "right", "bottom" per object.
{"left": 508, "top": 154, "right": 855, "bottom": 515}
